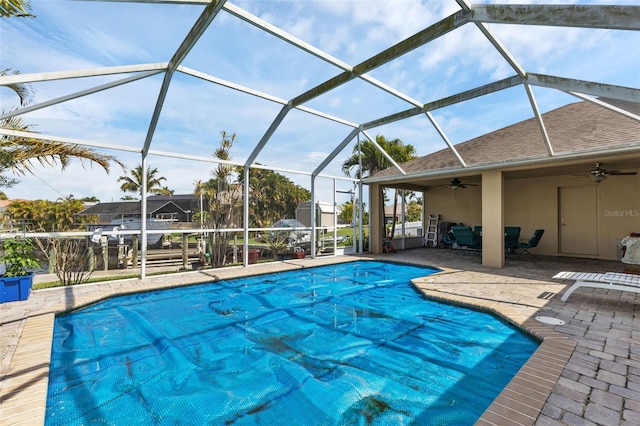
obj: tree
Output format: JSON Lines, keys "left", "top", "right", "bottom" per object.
{"left": 5, "top": 197, "right": 89, "bottom": 232}
{"left": 237, "top": 167, "right": 310, "bottom": 228}
{"left": 1, "top": 68, "right": 123, "bottom": 189}
{"left": 1, "top": 0, "right": 34, "bottom": 18}
{"left": 4, "top": 197, "right": 98, "bottom": 285}
{"left": 406, "top": 199, "right": 422, "bottom": 222}
{"left": 340, "top": 201, "right": 354, "bottom": 224}
{"left": 195, "top": 131, "right": 243, "bottom": 267}
{"left": 342, "top": 134, "right": 417, "bottom": 238}
{"left": 1, "top": 68, "right": 33, "bottom": 105}
{"left": 79, "top": 195, "right": 99, "bottom": 203}
{"left": 117, "top": 164, "right": 172, "bottom": 198}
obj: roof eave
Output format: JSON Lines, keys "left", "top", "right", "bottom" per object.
{"left": 363, "top": 143, "right": 640, "bottom": 185}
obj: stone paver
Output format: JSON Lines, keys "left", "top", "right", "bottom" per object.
{"left": 1, "top": 248, "right": 639, "bottom": 425}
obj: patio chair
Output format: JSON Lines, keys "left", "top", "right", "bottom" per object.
{"left": 441, "top": 231, "right": 456, "bottom": 248}
{"left": 553, "top": 271, "right": 640, "bottom": 301}
{"left": 450, "top": 225, "right": 482, "bottom": 252}
{"left": 504, "top": 226, "right": 521, "bottom": 254}
{"left": 514, "top": 229, "right": 544, "bottom": 256}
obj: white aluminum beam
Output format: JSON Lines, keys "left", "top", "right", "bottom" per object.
{"left": 178, "top": 66, "right": 286, "bottom": 104}
{"left": 222, "top": 3, "right": 352, "bottom": 72}
{"left": 147, "top": 149, "right": 242, "bottom": 166}
{"left": 425, "top": 75, "right": 524, "bottom": 111}
{"left": 0, "top": 63, "right": 169, "bottom": 86}
{"left": 178, "top": 66, "right": 358, "bottom": 128}
{"left": 527, "top": 73, "right": 640, "bottom": 103}
{"left": 524, "top": 84, "right": 554, "bottom": 156}
{"left": 0, "top": 128, "right": 142, "bottom": 153}
{"left": 224, "top": 2, "right": 425, "bottom": 109}
{"left": 313, "top": 128, "right": 361, "bottom": 178}
{"left": 358, "top": 74, "right": 423, "bottom": 107}
{"left": 423, "top": 112, "right": 467, "bottom": 167}
{"left": 567, "top": 92, "right": 640, "bottom": 122}
{"left": 456, "top": 0, "right": 525, "bottom": 77}
{"left": 249, "top": 163, "right": 358, "bottom": 182}
{"left": 244, "top": 104, "right": 292, "bottom": 167}
{"left": 470, "top": 4, "right": 640, "bottom": 31}
{"left": 0, "top": 128, "right": 358, "bottom": 182}
{"left": 243, "top": 166, "right": 250, "bottom": 266}
{"left": 294, "top": 106, "right": 358, "bottom": 128}
{"left": 74, "top": 1, "right": 212, "bottom": 4}
{"left": 291, "top": 10, "right": 472, "bottom": 107}
{"left": 362, "top": 75, "right": 522, "bottom": 130}
{"left": 361, "top": 130, "right": 406, "bottom": 176}
{"left": 0, "top": 70, "right": 161, "bottom": 120}
{"left": 142, "top": 0, "right": 226, "bottom": 155}
{"left": 140, "top": 154, "right": 148, "bottom": 278}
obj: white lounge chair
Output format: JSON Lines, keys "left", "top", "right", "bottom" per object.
{"left": 553, "top": 271, "right": 640, "bottom": 302}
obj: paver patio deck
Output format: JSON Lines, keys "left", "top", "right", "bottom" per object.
{"left": 1, "top": 248, "right": 638, "bottom": 425}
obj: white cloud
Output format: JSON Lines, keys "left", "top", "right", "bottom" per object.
{"left": 302, "top": 151, "right": 329, "bottom": 164}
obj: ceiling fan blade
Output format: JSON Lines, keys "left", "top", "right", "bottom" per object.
{"left": 608, "top": 171, "right": 637, "bottom": 176}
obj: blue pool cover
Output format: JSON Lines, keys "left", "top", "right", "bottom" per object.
{"left": 46, "top": 261, "right": 538, "bottom": 425}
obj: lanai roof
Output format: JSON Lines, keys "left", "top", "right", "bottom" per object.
{"left": 1, "top": 1, "right": 639, "bottom": 203}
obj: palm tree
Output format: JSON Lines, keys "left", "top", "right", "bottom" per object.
{"left": 1, "top": 68, "right": 122, "bottom": 188}
{"left": 194, "top": 131, "right": 243, "bottom": 267}
{"left": 117, "top": 164, "right": 172, "bottom": 198}
{"left": 1, "top": 0, "right": 34, "bottom": 18}
{"left": 342, "top": 134, "right": 417, "bottom": 238}
{"left": 237, "top": 167, "right": 310, "bottom": 228}
{"left": 1, "top": 115, "right": 122, "bottom": 188}
{"left": 1, "top": 68, "right": 33, "bottom": 105}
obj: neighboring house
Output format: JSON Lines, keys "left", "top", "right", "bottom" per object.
{"left": 0, "top": 199, "right": 28, "bottom": 231}
{"left": 365, "top": 99, "right": 640, "bottom": 267}
{"left": 147, "top": 194, "right": 203, "bottom": 222}
{"left": 77, "top": 200, "right": 188, "bottom": 224}
{"left": 296, "top": 201, "right": 338, "bottom": 228}
{"left": 384, "top": 204, "right": 407, "bottom": 224}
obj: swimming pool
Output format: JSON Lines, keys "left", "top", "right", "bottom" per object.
{"left": 46, "top": 261, "right": 538, "bottom": 425}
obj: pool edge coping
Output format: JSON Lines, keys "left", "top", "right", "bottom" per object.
{"left": 412, "top": 274, "right": 574, "bottom": 426}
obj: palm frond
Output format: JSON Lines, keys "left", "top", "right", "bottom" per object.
{"left": 0, "top": 68, "right": 34, "bottom": 105}
{"left": 0, "top": 0, "right": 34, "bottom": 18}
{"left": 1, "top": 115, "right": 124, "bottom": 175}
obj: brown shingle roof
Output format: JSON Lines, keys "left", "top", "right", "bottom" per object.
{"left": 369, "top": 100, "right": 640, "bottom": 179}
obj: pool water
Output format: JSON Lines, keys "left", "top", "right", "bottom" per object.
{"left": 46, "top": 261, "right": 538, "bottom": 425}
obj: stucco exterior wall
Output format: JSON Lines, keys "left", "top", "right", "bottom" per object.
{"left": 423, "top": 171, "right": 640, "bottom": 261}
{"left": 424, "top": 186, "right": 483, "bottom": 227}
{"left": 504, "top": 173, "right": 639, "bottom": 260}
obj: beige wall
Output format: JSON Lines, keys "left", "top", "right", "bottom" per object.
{"left": 424, "top": 186, "right": 482, "bottom": 227}
{"left": 423, "top": 170, "right": 640, "bottom": 261}
{"left": 505, "top": 173, "right": 640, "bottom": 260}
{"left": 482, "top": 170, "right": 505, "bottom": 267}
{"left": 369, "top": 184, "right": 384, "bottom": 254}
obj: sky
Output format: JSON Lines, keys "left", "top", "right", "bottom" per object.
{"left": 1, "top": 0, "right": 639, "bottom": 207}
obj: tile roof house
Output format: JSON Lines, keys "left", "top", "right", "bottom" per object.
{"left": 364, "top": 99, "right": 640, "bottom": 267}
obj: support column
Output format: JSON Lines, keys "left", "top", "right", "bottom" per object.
{"left": 369, "top": 183, "right": 384, "bottom": 254}
{"left": 482, "top": 170, "right": 504, "bottom": 267}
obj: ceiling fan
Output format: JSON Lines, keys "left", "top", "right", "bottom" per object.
{"left": 584, "top": 162, "right": 637, "bottom": 182}
{"left": 447, "top": 178, "right": 479, "bottom": 190}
